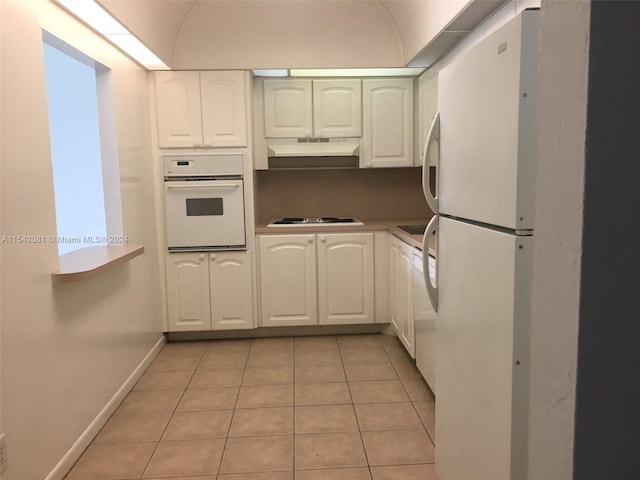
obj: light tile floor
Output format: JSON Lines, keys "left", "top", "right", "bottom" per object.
{"left": 65, "top": 333, "right": 438, "bottom": 480}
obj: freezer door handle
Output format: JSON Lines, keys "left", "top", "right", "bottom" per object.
{"left": 422, "top": 214, "right": 439, "bottom": 312}
{"left": 422, "top": 112, "right": 440, "bottom": 213}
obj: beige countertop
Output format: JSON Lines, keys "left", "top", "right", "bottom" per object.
{"left": 255, "top": 217, "right": 436, "bottom": 257}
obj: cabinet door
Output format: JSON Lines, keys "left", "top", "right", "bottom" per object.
{"left": 417, "top": 72, "right": 439, "bottom": 167}
{"left": 313, "top": 79, "right": 362, "bottom": 137}
{"left": 263, "top": 79, "right": 313, "bottom": 138}
{"left": 200, "top": 71, "right": 248, "bottom": 147}
{"left": 390, "top": 239, "right": 401, "bottom": 334}
{"left": 209, "top": 251, "right": 254, "bottom": 330}
{"left": 398, "top": 243, "right": 415, "bottom": 357}
{"left": 155, "top": 71, "right": 203, "bottom": 148}
{"left": 259, "top": 235, "right": 317, "bottom": 326}
{"left": 362, "top": 78, "right": 414, "bottom": 168}
{"left": 317, "top": 233, "right": 374, "bottom": 325}
{"left": 165, "top": 253, "right": 211, "bottom": 331}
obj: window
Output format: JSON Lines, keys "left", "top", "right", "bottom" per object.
{"left": 42, "top": 32, "right": 122, "bottom": 255}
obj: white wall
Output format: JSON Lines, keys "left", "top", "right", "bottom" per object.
{"left": 528, "top": 1, "right": 590, "bottom": 479}
{"left": 0, "top": 1, "right": 163, "bottom": 479}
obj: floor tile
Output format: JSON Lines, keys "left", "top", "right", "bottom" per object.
{"left": 65, "top": 442, "right": 156, "bottom": 480}
{"left": 220, "top": 435, "right": 293, "bottom": 474}
{"left": 162, "top": 410, "right": 233, "bottom": 440}
{"left": 218, "top": 473, "right": 293, "bottom": 480}
{"left": 413, "top": 401, "right": 436, "bottom": 441}
{"left": 134, "top": 370, "right": 193, "bottom": 391}
{"left": 354, "top": 402, "right": 423, "bottom": 431}
{"left": 295, "top": 467, "right": 372, "bottom": 480}
{"left": 343, "top": 362, "right": 397, "bottom": 382}
{"left": 236, "top": 384, "right": 294, "bottom": 408}
{"left": 251, "top": 336, "right": 294, "bottom": 351}
{"left": 189, "top": 368, "right": 244, "bottom": 388}
{"left": 145, "top": 477, "right": 216, "bottom": 480}
{"left": 339, "top": 347, "right": 389, "bottom": 365}
{"left": 336, "top": 334, "right": 382, "bottom": 349}
{"left": 205, "top": 339, "right": 252, "bottom": 354}
{"left": 362, "top": 429, "right": 435, "bottom": 466}
{"left": 142, "top": 439, "right": 225, "bottom": 478}
{"left": 229, "top": 406, "right": 294, "bottom": 436}
{"left": 163, "top": 341, "right": 209, "bottom": 355}
{"left": 295, "top": 405, "right": 358, "bottom": 434}
{"left": 117, "top": 389, "right": 183, "bottom": 414}
{"left": 294, "top": 432, "right": 367, "bottom": 470}
{"left": 295, "top": 350, "right": 343, "bottom": 367}
{"left": 401, "top": 379, "right": 435, "bottom": 402}
{"left": 177, "top": 386, "right": 239, "bottom": 411}
{"left": 393, "top": 361, "right": 423, "bottom": 380}
{"left": 247, "top": 349, "right": 294, "bottom": 367}
{"left": 295, "top": 365, "right": 346, "bottom": 384}
{"left": 94, "top": 411, "right": 171, "bottom": 443}
{"left": 348, "top": 380, "right": 409, "bottom": 404}
{"left": 242, "top": 366, "right": 294, "bottom": 385}
{"left": 294, "top": 382, "right": 351, "bottom": 406}
{"left": 199, "top": 351, "right": 249, "bottom": 369}
{"left": 370, "top": 464, "right": 439, "bottom": 480}
{"left": 148, "top": 348, "right": 203, "bottom": 371}
{"left": 294, "top": 336, "right": 338, "bottom": 352}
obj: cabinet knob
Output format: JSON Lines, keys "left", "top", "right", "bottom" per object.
{"left": 319, "top": 235, "right": 327, "bottom": 243}
{"left": 199, "top": 253, "right": 205, "bottom": 261}
{"left": 307, "top": 236, "right": 314, "bottom": 243}
{"left": 193, "top": 142, "right": 201, "bottom": 147}
{"left": 210, "top": 253, "right": 216, "bottom": 260}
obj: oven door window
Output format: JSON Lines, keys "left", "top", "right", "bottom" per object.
{"left": 186, "top": 198, "right": 223, "bottom": 216}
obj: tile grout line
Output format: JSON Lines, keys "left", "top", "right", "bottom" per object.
{"left": 137, "top": 342, "right": 205, "bottom": 479}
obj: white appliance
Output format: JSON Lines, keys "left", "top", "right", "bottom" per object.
{"left": 164, "top": 153, "right": 246, "bottom": 251}
{"left": 413, "top": 250, "right": 437, "bottom": 392}
{"left": 421, "top": 10, "right": 539, "bottom": 480}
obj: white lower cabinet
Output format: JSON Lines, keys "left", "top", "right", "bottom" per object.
{"left": 258, "top": 233, "right": 374, "bottom": 327}
{"left": 165, "top": 251, "right": 253, "bottom": 332}
{"left": 390, "top": 237, "right": 415, "bottom": 358}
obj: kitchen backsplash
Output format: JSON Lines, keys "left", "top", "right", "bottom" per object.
{"left": 255, "top": 167, "right": 432, "bottom": 224}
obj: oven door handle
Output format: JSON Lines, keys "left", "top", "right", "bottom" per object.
{"left": 166, "top": 183, "right": 240, "bottom": 190}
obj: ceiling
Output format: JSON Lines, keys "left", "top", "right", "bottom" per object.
{"left": 97, "top": 0, "right": 506, "bottom": 70}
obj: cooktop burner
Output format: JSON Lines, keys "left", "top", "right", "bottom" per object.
{"left": 268, "top": 217, "right": 364, "bottom": 226}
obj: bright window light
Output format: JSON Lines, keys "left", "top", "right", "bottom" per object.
{"left": 54, "top": 0, "right": 169, "bottom": 70}
{"left": 290, "top": 68, "right": 426, "bottom": 77}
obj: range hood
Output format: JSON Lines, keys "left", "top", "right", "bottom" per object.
{"left": 266, "top": 138, "right": 360, "bottom": 169}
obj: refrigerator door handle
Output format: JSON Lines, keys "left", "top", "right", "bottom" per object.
{"left": 422, "top": 112, "right": 440, "bottom": 213}
{"left": 422, "top": 214, "right": 439, "bottom": 312}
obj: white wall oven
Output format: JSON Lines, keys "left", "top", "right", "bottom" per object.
{"left": 164, "top": 153, "right": 246, "bottom": 251}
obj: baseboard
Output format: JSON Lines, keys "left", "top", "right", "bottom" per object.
{"left": 45, "top": 335, "right": 166, "bottom": 480}
{"left": 167, "top": 323, "right": 392, "bottom": 342}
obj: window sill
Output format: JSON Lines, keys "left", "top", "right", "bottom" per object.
{"left": 52, "top": 244, "right": 144, "bottom": 283}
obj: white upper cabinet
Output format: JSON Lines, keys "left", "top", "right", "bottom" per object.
{"left": 155, "top": 70, "right": 248, "bottom": 148}
{"left": 263, "top": 79, "right": 313, "bottom": 138}
{"left": 200, "top": 71, "right": 248, "bottom": 147}
{"left": 155, "top": 71, "right": 204, "bottom": 148}
{"left": 313, "top": 79, "right": 362, "bottom": 137}
{"left": 416, "top": 71, "right": 439, "bottom": 167}
{"left": 362, "top": 78, "right": 414, "bottom": 168}
{"left": 263, "top": 79, "right": 361, "bottom": 138}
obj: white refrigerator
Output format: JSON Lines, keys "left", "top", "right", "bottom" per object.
{"left": 421, "top": 10, "right": 539, "bottom": 480}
